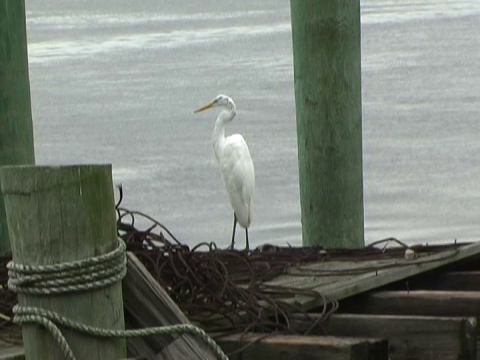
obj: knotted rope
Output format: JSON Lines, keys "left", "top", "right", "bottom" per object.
{"left": 7, "top": 239, "right": 228, "bottom": 360}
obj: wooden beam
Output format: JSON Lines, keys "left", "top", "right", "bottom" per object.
{"left": 0, "top": 345, "right": 24, "bottom": 360}
{"left": 0, "top": 165, "right": 126, "bottom": 359}
{"left": 406, "top": 271, "right": 480, "bottom": 291}
{"left": 0, "top": 329, "right": 23, "bottom": 360}
{"left": 266, "top": 242, "right": 480, "bottom": 311}
{"left": 217, "top": 333, "right": 388, "bottom": 360}
{"left": 292, "top": 313, "right": 477, "bottom": 360}
{"left": 341, "top": 290, "right": 480, "bottom": 317}
{"left": 123, "top": 252, "right": 217, "bottom": 359}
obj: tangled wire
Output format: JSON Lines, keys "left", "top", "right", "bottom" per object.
{"left": 116, "top": 185, "right": 338, "bottom": 338}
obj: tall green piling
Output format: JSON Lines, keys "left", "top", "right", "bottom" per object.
{"left": 290, "top": 0, "right": 364, "bottom": 247}
{"left": 0, "top": 165, "right": 127, "bottom": 359}
{"left": 0, "top": 0, "right": 36, "bottom": 255}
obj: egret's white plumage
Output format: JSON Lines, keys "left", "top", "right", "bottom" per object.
{"left": 194, "top": 95, "right": 255, "bottom": 249}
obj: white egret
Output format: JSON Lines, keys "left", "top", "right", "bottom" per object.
{"left": 194, "top": 95, "right": 255, "bottom": 250}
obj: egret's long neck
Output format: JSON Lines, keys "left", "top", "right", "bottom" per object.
{"left": 212, "top": 103, "right": 236, "bottom": 162}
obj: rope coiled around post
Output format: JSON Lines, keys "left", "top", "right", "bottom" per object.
{"left": 8, "top": 240, "right": 127, "bottom": 295}
{"left": 7, "top": 240, "right": 228, "bottom": 360}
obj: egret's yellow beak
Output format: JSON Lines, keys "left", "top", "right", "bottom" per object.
{"left": 194, "top": 101, "right": 215, "bottom": 114}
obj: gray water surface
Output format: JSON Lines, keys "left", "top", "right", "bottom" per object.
{"left": 26, "top": 0, "right": 480, "bottom": 247}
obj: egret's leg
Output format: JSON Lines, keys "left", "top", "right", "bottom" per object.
{"left": 231, "top": 213, "right": 237, "bottom": 249}
{"left": 245, "top": 228, "right": 249, "bottom": 251}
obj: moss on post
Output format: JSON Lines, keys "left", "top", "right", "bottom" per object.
{"left": 0, "top": 0, "right": 36, "bottom": 255}
{"left": 0, "top": 165, "right": 126, "bottom": 359}
{"left": 290, "top": 0, "right": 364, "bottom": 248}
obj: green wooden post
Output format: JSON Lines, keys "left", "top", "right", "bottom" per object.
{"left": 0, "top": 0, "right": 36, "bottom": 255}
{"left": 290, "top": 0, "right": 364, "bottom": 248}
{"left": 0, "top": 165, "right": 126, "bottom": 359}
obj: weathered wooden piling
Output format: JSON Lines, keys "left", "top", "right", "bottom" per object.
{"left": 290, "top": 0, "right": 364, "bottom": 247}
{"left": 0, "top": 165, "right": 126, "bottom": 359}
{"left": 0, "top": 0, "right": 36, "bottom": 255}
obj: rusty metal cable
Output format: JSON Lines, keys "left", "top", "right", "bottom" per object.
{"left": 115, "top": 186, "right": 339, "bottom": 339}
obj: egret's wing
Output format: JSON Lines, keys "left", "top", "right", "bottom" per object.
{"left": 219, "top": 134, "right": 255, "bottom": 227}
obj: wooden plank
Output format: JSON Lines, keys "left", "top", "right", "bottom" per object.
{"left": 265, "top": 242, "right": 480, "bottom": 311}
{"left": 217, "top": 333, "right": 388, "bottom": 360}
{"left": 123, "top": 252, "right": 217, "bottom": 360}
{"left": 341, "top": 290, "right": 480, "bottom": 317}
{"left": 406, "top": 271, "right": 480, "bottom": 291}
{"left": 0, "top": 165, "right": 126, "bottom": 359}
{"left": 0, "top": 328, "right": 24, "bottom": 360}
{"left": 0, "top": 342, "right": 24, "bottom": 360}
{"left": 271, "top": 258, "right": 399, "bottom": 288}
{"left": 292, "top": 313, "right": 477, "bottom": 360}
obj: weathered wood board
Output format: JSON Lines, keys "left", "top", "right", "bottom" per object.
{"left": 123, "top": 252, "right": 218, "bottom": 360}
{"left": 265, "top": 242, "right": 480, "bottom": 310}
{"left": 292, "top": 313, "right": 477, "bottom": 360}
{"left": 217, "top": 333, "right": 388, "bottom": 360}
{"left": 404, "top": 271, "right": 480, "bottom": 291}
{"left": 341, "top": 290, "right": 480, "bottom": 317}
{"left": 0, "top": 341, "right": 24, "bottom": 360}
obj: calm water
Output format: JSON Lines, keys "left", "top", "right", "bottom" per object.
{"left": 25, "top": 0, "right": 480, "bottom": 247}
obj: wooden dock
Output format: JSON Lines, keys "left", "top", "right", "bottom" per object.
{"left": 2, "top": 240, "right": 480, "bottom": 359}
{"left": 215, "top": 240, "right": 480, "bottom": 359}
